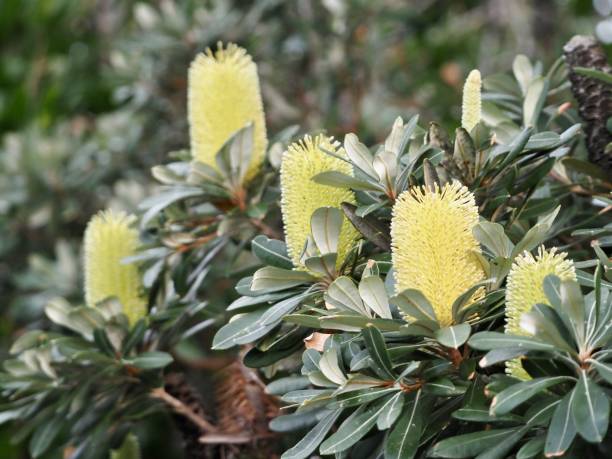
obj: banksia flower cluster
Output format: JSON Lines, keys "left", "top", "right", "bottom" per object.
{"left": 188, "top": 42, "right": 267, "bottom": 182}
{"left": 84, "top": 210, "right": 146, "bottom": 325}
{"left": 391, "top": 182, "right": 484, "bottom": 326}
{"left": 505, "top": 246, "right": 576, "bottom": 379}
{"left": 280, "top": 135, "right": 358, "bottom": 269}
{"left": 461, "top": 69, "right": 482, "bottom": 131}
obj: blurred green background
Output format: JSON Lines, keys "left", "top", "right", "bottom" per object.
{"left": 0, "top": 0, "right": 607, "bottom": 457}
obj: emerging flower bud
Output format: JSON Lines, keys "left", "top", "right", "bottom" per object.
{"left": 461, "top": 69, "right": 482, "bottom": 132}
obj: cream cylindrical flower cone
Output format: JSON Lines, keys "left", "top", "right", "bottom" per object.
{"left": 505, "top": 246, "right": 576, "bottom": 380}
{"left": 84, "top": 210, "right": 146, "bottom": 325}
{"left": 461, "top": 69, "right": 482, "bottom": 132}
{"left": 280, "top": 134, "right": 358, "bottom": 269}
{"left": 188, "top": 42, "right": 267, "bottom": 183}
{"left": 391, "top": 182, "right": 484, "bottom": 326}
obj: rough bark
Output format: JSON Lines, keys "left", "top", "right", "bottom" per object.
{"left": 164, "top": 373, "right": 213, "bottom": 459}
{"left": 563, "top": 35, "right": 612, "bottom": 174}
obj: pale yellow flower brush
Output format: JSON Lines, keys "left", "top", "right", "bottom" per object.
{"left": 391, "top": 182, "right": 484, "bottom": 326}
{"left": 505, "top": 246, "right": 576, "bottom": 379}
{"left": 280, "top": 134, "right": 358, "bottom": 270}
{"left": 84, "top": 210, "right": 146, "bottom": 325}
{"left": 188, "top": 42, "right": 267, "bottom": 183}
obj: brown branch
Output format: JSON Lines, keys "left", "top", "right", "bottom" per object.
{"left": 151, "top": 387, "right": 218, "bottom": 433}
{"left": 171, "top": 352, "right": 234, "bottom": 371}
{"left": 250, "top": 218, "right": 282, "bottom": 239}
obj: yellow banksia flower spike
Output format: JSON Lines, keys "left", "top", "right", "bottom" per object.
{"left": 391, "top": 182, "right": 484, "bottom": 326}
{"left": 280, "top": 134, "right": 358, "bottom": 269}
{"left": 461, "top": 69, "right": 482, "bottom": 131}
{"left": 84, "top": 210, "right": 146, "bottom": 325}
{"left": 505, "top": 247, "right": 576, "bottom": 380}
{"left": 188, "top": 42, "right": 267, "bottom": 183}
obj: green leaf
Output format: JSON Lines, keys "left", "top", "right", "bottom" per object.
{"left": 326, "top": 276, "right": 368, "bottom": 316}
{"left": 468, "top": 332, "right": 555, "bottom": 352}
{"left": 93, "top": 328, "right": 116, "bottom": 356}
{"left": 139, "top": 187, "right": 204, "bottom": 227}
{"left": 344, "top": 133, "right": 377, "bottom": 178}
{"left": 10, "top": 330, "right": 48, "bottom": 354}
{"left": 341, "top": 202, "right": 391, "bottom": 251}
{"left": 329, "top": 387, "right": 398, "bottom": 409}
{"left": 304, "top": 253, "right": 337, "bottom": 277}
{"left": 111, "top": 433, "right": 141, "bottom": 459}
{"left": 435, "top": 324, "right": 471, "bottom": 349}
{"left": 511, "top": 205, "right": 559, "bottom": 257}
{"left": 251, "top": 235, "right": 293, "bottom": 269}
{"left": 545, "top": 391, "right": 576, "bottom": 457}
{"left": 572, "top": 370, "right": 609, "bottom": 443}
{"left": 312, "top": 171, "right": 383, "bottom": 192}
{"left": 129, "top": 351, "right": 173, "bottom": 370}
{"left": 266, "top": 376, "right": 311, "bottom": 395}
{"left": 29, "top": 413, "right": 64, "bottom": 458}
{"left": 45, "top": 298, "right": 104, "bottom": 340}
{"left": 424, "top": 378, "right": 463, "bottom": 396}
{"left": 543, "top": 274, "right": 562, "bottom": 308}
{"left": 212, "top": 310, "right": 274, "bottom": 350}
{"left": 513, "top": 54, "right": 533, "bottom": 95}
{"left": 391, "top": 289, "right": 437, "bottom": 323}
{"left": 452, "top": 408, "right": 522, "bottom": 423}
{"left": 260, "top": 293, "right": 311, "bottom": 326}
{"left": 359, "top": 276, "right": 392, "bottom": 319}
{"left": 562, "top": 157, "right": 610, "bottom": 181}
{"left": 377, "top": 392, "right": 405, "bottom": 430}
{"left": 430, "top": 428, "right": 522, "bottom": 458}
{"left": 319, "top": 347, "right": 346, "bottom": 385}
{"left": 373, "top": 149, "right": 398, "bottom": 185}
{"left": 491, "top": 376, "right": 573, "bottom": 415}
{"left": 520, "top": 304, "right": 575, "bottom": 353}
{"left": 517, "top": 436, "right": 545, "bottom": 459}
{"left": 281, "top": 389, "right": 331, "bottom": 404}
{"left": 399, "top": 321, "right": 436, "bottom": 338}
{"left": 227, "top": 122, "right": 254, "bottom": 184}
{"left": 251, "top": 266, "right": 315, "bottom": 292}
{"left": 228, "top": 291, "right": 292, "bottom": 311}
{"left": 310, "top": 207, "right": 343, "bottom": 255}
{"left": 271, "top": 408, "right": 328, "bottom": 432}
{"left": 523, "top": 76, "right": 549, "bottom": 127}
{"left": 284, "top": 313, "right": 322, "bottom": 328}
{"left": 573, "top": 66, "right": 612, "bottom": 84}
{"left": 319, "top": 315, "right": 400, "bottom": 332}
{"left": 121, "top": 319, "right": 146, "bottom": 355}
{"left": 524, "top": 397, "right": 560, "bottom": 426}
{"left": 525, "top": 131, "right": 560, "bottom": 150}
{"left": 472, "top": 222, "right": 514, "bottom": 258}
{"left": 319, "top": 397, "right": 390, "bottom": 454}
{"left": 589, "top": 359, "right": 612, "bottom": 384}
{"left": 560, "top": 279, "right": 585, "bottom": 344}
{"left": 474, "top": 427, "right": 528, "bottom": 459}
{"left": 362, "top": 325, "right": 395, "bottom": 379}
{"left": 384, "top": 391, "right": 424, "bottom": 459}
{"left": 281, "top": 409, "right": 342, "bottom": 459}
{"left": 498, "top": 127, "right": 532, "bottom": 169}
{"left": 478, "top": 347, "right": 527, "bottom": 367}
